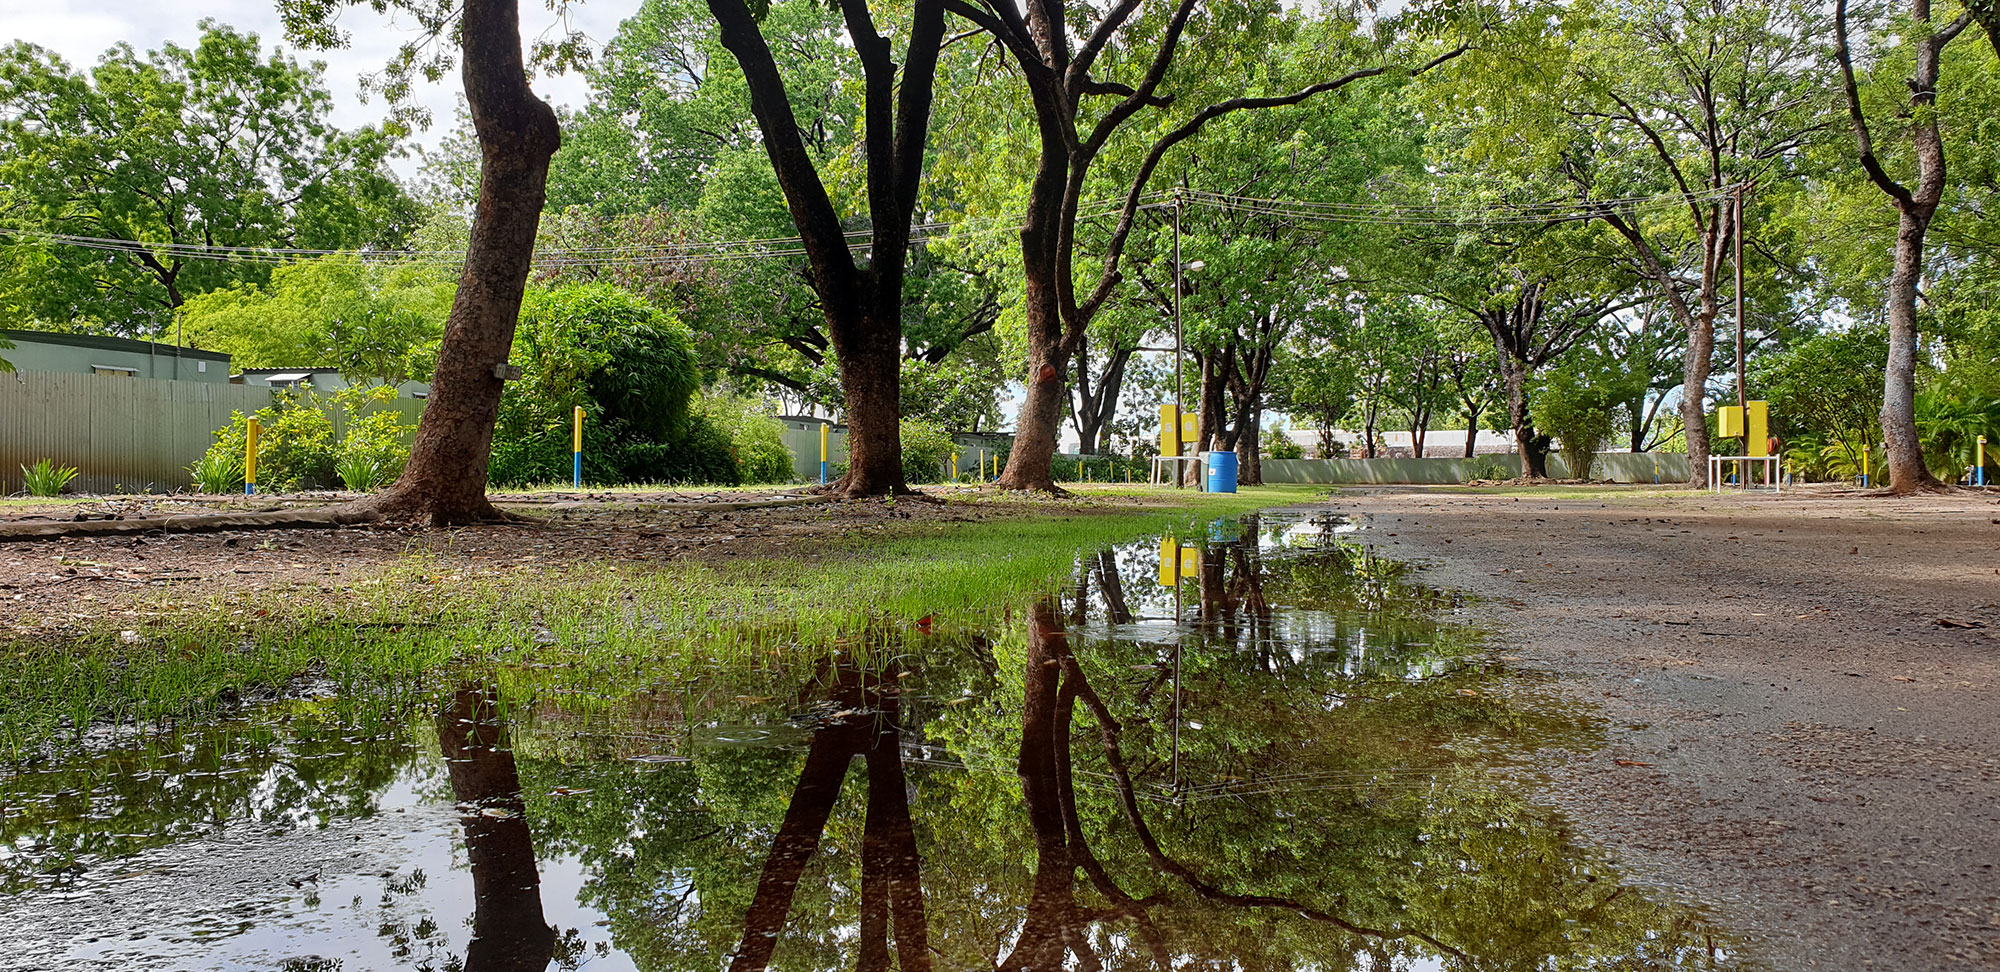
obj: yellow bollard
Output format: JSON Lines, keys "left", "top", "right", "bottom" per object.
{"left": 1861, "top": 449, "right": 1870, "bottom": 487}
{"left": 244, "top": 417, "right": 260, "bottom": 495}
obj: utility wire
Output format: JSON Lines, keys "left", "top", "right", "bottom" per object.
{"left": 0, "top": 185, "right": 1738, "bottom": 268}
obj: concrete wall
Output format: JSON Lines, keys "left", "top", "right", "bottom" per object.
{"left": 1, "top": 329, "right": 231, "bottom": 383}
{"left": 1261, "top": 451, "right": 1689, "bottom": 485}
{"left": 2, "top": 372, "right": 423, "bottom": 494}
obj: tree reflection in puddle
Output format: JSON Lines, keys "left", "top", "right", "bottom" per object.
{"left": 0, "top": 514, "right": 1750, "bottom": 970}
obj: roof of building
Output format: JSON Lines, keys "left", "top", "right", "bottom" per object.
{"left": 0, "top": 327, "right": 229, "bottom": 362}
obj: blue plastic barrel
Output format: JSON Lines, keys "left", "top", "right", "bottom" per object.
{"left": 1204, "top": 450, "right": 1238, "bottom": 493}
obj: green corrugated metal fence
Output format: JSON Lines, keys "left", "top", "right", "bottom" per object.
{"left": 1, "top": 373, "right": 422, "bottom": 495}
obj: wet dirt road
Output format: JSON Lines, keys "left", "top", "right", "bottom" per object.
{"left": 1335, "top": 486, "right": 2000, "bottom": 970}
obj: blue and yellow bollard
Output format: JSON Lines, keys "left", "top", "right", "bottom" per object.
{"left": 819, "top": 424, "right": 829, "bottom": 485}
{"left": 1861, "top": 450, "right": 1869, "bottom": 488}
{"left": 1979, "top": 436, "right": 1987, "bottom": 487}
{"left": 244, "top": 417, "right": 260, "bottom": 495}
{"left": 572, "top": 406, "right": 585, "bottom": 488}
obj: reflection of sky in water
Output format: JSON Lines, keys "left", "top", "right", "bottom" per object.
{"left": 1073, "top": 511, "right": 1457, "bottom": 679}
{"left": 7, "top": 761, "right": 634, "bottom": 972}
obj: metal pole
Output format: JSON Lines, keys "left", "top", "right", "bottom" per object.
{"left": 1735, "top": 186, "right": 1747, "bottom": 416}
{"left": 1173, "top": 192, "right": 1185, "bottom": 421}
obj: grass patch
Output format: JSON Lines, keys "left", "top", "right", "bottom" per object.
{"left": 0, "top": 486, "right": 1326, "bottom": 756}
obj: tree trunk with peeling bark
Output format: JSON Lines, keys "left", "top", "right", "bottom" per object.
{"left": 351, "top": 0, "right": 559, "bottom": 525}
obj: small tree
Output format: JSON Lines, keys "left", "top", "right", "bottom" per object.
{"left": 1530, "top": 366, "right": 1617, "bottom": 481}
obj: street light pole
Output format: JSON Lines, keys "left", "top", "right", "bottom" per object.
{"left": 1734, "top": 185, "right": 1747, "bottom": 416}
{"left": 1173, "top": 192, "right": 1184, "bottom": 413}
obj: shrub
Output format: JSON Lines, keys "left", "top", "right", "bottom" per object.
{"left": 488, "top": 284, "right": 709, "bottom": 486}
{"left": 20, "top": 459, "right": 79, "bottom": 497}
{"left": 698, "top": 395, "right": 796, "bottom": 484}
{"left": 1266, "top": 436, "right": 1305, "bottom": 460}
{"left": 900, "top": 419, "right": 957, "bottom": 484}
{"left": 334, "top": 385, "right": 414, "bottom": 489}
{"left": 201, "top": 392, "right": 338, "bottom": 492}
{"left": 187, "top": 452, "right": 242, "bottom": 493}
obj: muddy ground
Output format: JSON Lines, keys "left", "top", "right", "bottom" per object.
{"left": 1334, "top": 485, "right": 2000, "bottom": 970}
{"left": 0, "top": 486, "right": 1201, "bottom": 639}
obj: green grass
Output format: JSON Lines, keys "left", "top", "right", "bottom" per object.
{"left": 0, "top": 485, "right": 1326, "bottom": 756}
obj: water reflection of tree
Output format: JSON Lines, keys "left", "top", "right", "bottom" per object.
{"left": 436, "top": 685, "right": 557, "bottom": 972}
{"left": 727, "top": 664, "right": 929, "bottom": 972}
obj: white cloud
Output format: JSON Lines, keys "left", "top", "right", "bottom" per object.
{"left": 0, "top": 0, "right": 636, "bottom": 176}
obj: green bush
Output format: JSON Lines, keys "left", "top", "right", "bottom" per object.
{"left": 1530, "top": 368, "right": 1616, "bottom": 481}
{"left": 334, "top": 385, "right": 414, "bottom": 489}
{"left": 488, "top": 284, "right": 711, "bottom": 486}
{"left": 202, "top": 392, "right": 338, "bottom": 492}
{"left": 199, "top": 387, "right": 413, "bottom": 492}
{"left": 900, "top": 419, "right": 957, "bottom": 484}
{"left": 699, "top": 395, "right": 796, "bottom": 484}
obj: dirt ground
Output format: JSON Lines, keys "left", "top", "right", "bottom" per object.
{"left": 0, "top": 487, "right": 1046, "bottom": 638}
{"left": 1331, "top": 485, "right": 2000, "bottom": 970}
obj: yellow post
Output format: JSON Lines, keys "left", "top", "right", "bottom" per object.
{"left": 1861, "top": 448, "right": 1870, "bottom": 487}
{"left": 1977, "top": 434, "right": 1987, "bottom": 486}
{"left": 572, "top": 405, "right": 585, "bottom": 488}
{"left": 819, "top": 423, "right": 830, "bottom": 484}
{"left": 243, "top": 417, "right": 260, "bottom": 495}
{"left": 952, "top": 452, "right": 960, "bottom": 482}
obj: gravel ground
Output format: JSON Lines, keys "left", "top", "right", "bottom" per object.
{"left": 1332, "top": 485, "right": 2000, "bottom": 971}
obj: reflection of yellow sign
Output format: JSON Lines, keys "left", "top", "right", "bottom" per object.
{"left": 1158, "top": 538, "right": 1202, "bottom": 585}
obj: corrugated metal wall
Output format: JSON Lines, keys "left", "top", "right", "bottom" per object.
{"left": 1, "top": 373, "right": 422, "bottom": 495}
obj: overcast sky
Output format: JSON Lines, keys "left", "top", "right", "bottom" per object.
{"left": 0, "top": 0, "right": 639, "bottom": 177}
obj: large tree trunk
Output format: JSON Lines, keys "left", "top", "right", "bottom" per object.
{"left": 356, "top": 0, "right": 558, "bottom": 525}
{"left": 1881, "top": 209, "right": 1940, "bottom": 490}
{"left": 1236, "top": 408, "right": 1262, "bottom": 485}
{"left": 834, "top": 316, "right": 907, "bottom": 495}
{"left": 1676, "top": 310, "right": 1715, "bottom": 486}
{"left": 708, "top": 0, "right": 945, "bottom": 499}
{"left": 1501, "top": 356, "right": 1550, "bottom": 478}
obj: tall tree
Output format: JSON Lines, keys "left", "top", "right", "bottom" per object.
{"left": 281, "top": 0, "right": 569, "bottom": 523}
{"left": 940, "top": 0, "right": 1469, "bottom": 490}
{"left": 0, "top": 23, "right": 413, "bottom": 335}
{"left": 700, "top": 0, "right": 948, "bottom": 495}
{"left": 1834, "top": 0, "right": 1974, "bottom": 491}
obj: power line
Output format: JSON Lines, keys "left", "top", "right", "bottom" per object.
{"left": 0, "top": 185, "right": 1738, "bottom": 269}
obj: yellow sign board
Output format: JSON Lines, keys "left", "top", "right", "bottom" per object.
{"left": 1160, "top": 404, "right": 1181, "bottom": 457}
{"left": 1717, "top": 405, "right": 1743, "bottom": 439}
{"left": 1745, "top": 401, "right": 1769, "bottom": 456}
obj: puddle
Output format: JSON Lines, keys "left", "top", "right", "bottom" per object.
{"left": 0, "top": 512, "right": 1751, "bottom": 969}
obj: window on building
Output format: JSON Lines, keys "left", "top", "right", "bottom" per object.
{"left": 91, "top": 365, "right": 137, "bottom": 378}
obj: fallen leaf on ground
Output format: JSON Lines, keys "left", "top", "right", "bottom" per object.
{"left": 1614, "top": 759, "right": 1654, "bottom": 767}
